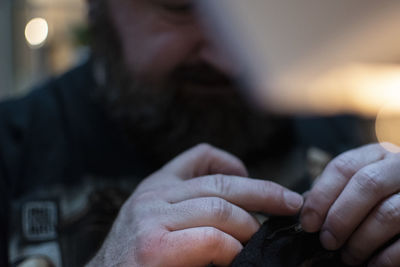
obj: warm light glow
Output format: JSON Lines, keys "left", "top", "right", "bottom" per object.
{"left": 376, "top": 101, "right": 400, "bottom": 153}
{"left": 270, "top": 63, "right": 400, "bottom": 116}
{"left": 198, "top": 0, "right": 400, "bottom": 116}
{"left": 345, "top": 64, "right": 400, "bottom": 115}
{"left": 25, "top": 18, "right": 49, "bottom": 47}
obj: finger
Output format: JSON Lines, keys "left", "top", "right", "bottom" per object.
{"left": 319, "top": 157, "right": 400, "bottom": 250}
{"left": 137, "top": 144, "right": 249, "bottom": 192}
{"left": 301, "top": 144, "right": 387, "bottom": 232}
{"left": 163, "top": 175, "right": 304, "bottom": 214}
{"left": 341, "top": 194, "right": 400, "bottom": 265}
{"left": 162, "top": 143, "right": 248, "bottom": 179}
{"left": 160, "top": 227, "right": 243, "bottom": 267}
{"left": 163, "top": 197, "right": 260, "bottom": 243}
{"left": 369, "top": 238, "right": 400, "bottom": 267}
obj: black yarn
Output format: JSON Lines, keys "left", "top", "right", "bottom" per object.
{"left": 231, "top": 216, "right": 366, "bottom": 267}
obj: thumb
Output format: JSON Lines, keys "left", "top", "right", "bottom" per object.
{"left": 162, "top": 143, "right": 248, "bottom": 179}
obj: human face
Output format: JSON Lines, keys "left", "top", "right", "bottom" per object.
{"left": 92, "top": 0, "right": 290, "bottom": 165}
{"left": 108, "top": 0, "right": 235, "bottom": 92}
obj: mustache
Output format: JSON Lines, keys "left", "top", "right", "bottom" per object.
{"left": 172, "top": 63, "right": 235, "bottom": 87}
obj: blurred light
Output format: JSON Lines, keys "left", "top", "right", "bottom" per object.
{"left": 376, "top": 101, "right": 400, "bottom": 153}
{"left": 305, "top": 63, "right": 400, "bottom": 116}
{"left": 25, "top": 18, "right": 49, "bottom": 48}
{"left": 262, "top": 63, "right": 400, "bottom": 116}
{"left": 198, "top": 0, "right": 400, "bottom": 116}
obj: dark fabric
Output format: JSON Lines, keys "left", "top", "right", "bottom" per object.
{"left": 294, "top": 116, "right": 365, "bottom": 156}
{"left": 0, "top": 60, "right": 366, "bottom": 266}
{"left": 231, "top": 216, "right": 366, "bottom": 267}
{"left": 0, "top": 61, "right": 154, "bottom": 266}
{"left": 0, "top": 60, "right": 154, "bottom": 198}
{"left": 0, "top": 169, "right": 9, "bottom": 267}
{"left": 59, "top": 188, "right": 130, "bottom": 267}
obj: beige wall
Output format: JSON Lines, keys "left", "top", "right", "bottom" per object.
{"left": 0, "top": 0, "right": 13, "bottom": 99}
{"left": 11, "top": 0, "right": 87, "bottom": 97}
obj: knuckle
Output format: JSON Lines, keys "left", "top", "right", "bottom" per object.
{"left": 325, "top": 208, "right": 348, "bottom": 236}
{"left": 212, "top": 174, "right": 232, "bottom": 195}
{"left": 309, "top": 187, "right": 329, "bottom": 205}
{"left": 354, "top": 168, "right": 383, "bottom": 195}
{"left": 377, "top": 254, "right": 396, "bottom": 267}
{"left": 365, "top": 143, "right": 382, "bottom": 152}
{"left": 262, "top": 181, "right": 283, "bottom": 201}
{"left": 208, "top": 198, "right": 233, "bottom": 223}
{"left": 375, "top": 197, "right": 400, "bottom": 225}
{"left": 201, "top": 227, "right": 225, "bottom": 251}
{"left": 303, "top": 186, "right": 328, "bottom": 214}
{"left": 194, "top": 143, "right": 214, "bottom": 155}
{"left": 328, "top": 154, "right": 359, "bottom": 179}
{"left": 128, "top": 191, "right": 164, "bottom": 216}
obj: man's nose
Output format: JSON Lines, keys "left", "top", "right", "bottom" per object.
{"left": 188, "top": 15, "right": 239, "bottom": 77}
{"left": 197, "top": 41, "right": 238, "bottom": 77}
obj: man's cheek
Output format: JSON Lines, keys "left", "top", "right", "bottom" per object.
{"left": 131, "top": 46, "right": 192, "bottom": 85}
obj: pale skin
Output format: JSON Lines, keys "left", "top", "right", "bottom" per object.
{"left": 301, "top": 143, "right": 400, "bottom": 266}
{"left": 87, "top": 144, "right": 303, "bottom": 266}
{"left": 107, "top": 0, "right": 236, "bottom": 92}
{"left": 88, "top": 143, "right": 400, "bottom": 266}
{"left": 87, "top": 0, "right": 400, "bottom": 265}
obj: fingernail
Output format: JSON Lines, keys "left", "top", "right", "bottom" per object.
{"left": 283, "top": 191, "right": 303, "bottom": 210}
{"left": 300, "top": 210, "right": 321, "bottom": 232}
{"left": 321, "top": 230, "right": 338, "bottom": 250}
{"left": 342, "top": 250, "right": 361, "bottom": 266}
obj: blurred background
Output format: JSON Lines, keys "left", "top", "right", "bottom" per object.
{"left": 1, "top": 0, "right": 399, "bottom": 148}
{"left": 0, "top": 0, "right": 88, "bottom": 100}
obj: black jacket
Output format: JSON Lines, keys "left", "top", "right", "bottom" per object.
{"left": 0, "top": 60, "right": 366, "bottom": 266}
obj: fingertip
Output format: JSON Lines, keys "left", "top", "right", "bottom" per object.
{"left": 300, "top": 209, "right": 322, "bottom": 232}
{"left": 320, "top": 230, "right": 339, "bottom": 250}
{"left": 283, "top": 191, "right": 304, "bottom": 211}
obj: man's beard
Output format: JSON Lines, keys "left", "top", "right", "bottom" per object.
{"left": 89, "top": 0, "right": 294, "bottom": 166}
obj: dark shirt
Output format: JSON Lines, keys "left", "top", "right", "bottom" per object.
{"left": 0, "top": 61, "right": 154, "bottom": 266}
{"left": 0, "top": 60, "right": 366, "bottom": 266}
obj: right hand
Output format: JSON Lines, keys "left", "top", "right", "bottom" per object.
{"left": 87, "top": 144, "right": 303, "bottom": 267}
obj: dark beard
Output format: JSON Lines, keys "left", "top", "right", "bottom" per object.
{"left": 88, "top": 0, "right": 294, "bottom": 166}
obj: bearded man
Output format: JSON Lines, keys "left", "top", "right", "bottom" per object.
{"left": 2, "top": 0, "right": 400, "bottom": 267}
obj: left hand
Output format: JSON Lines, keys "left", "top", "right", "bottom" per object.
{"left": 301, "top": 143, "right": 400, "bottom": 266}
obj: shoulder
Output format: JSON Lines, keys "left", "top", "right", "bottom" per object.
{"left": 0, "top": 61, "right": 94, "bottom": 147}
{"left": 0, "top": 61, "right": 94, "bottom": 131}
{"left": 0, "top": 61, "right": 96, "bottom": 194}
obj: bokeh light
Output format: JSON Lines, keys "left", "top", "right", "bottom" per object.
{"left": 376, "top": 101, "right": 400, "bottom": 153}
{"left": 283, "top": 63, "right": 400, "bottom": 116}
{"left": 24, "top": 17, "right": 49, "bottom": 48}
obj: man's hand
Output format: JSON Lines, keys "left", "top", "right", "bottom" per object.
{"left": 87, "top": 144, "right": 303, "bottom": 267}
{"left": 301, "top": 143, "right": 400, "bottom": 266}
